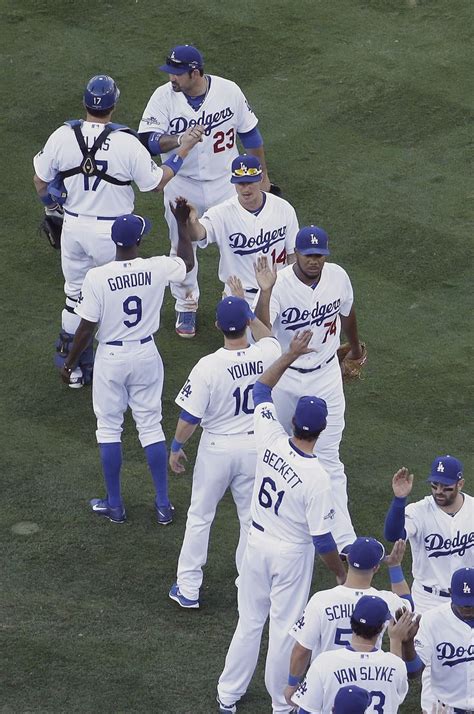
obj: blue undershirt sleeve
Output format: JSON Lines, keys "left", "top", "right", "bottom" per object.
{"left": 179, "top": 409, "right": 201, "bottom": 425}
{"left": 313, "top": 532, "right": 337, "bottom": 554}
{"left": 253, "top": 381, "right": 273, "bottom": 406}
{"left": 238, "top": 127, "right": 263, "bottom": 149}
{"left": 384, "top": 496, "right": 407, "bottom": 541}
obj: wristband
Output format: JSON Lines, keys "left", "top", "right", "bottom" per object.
{"left": 171, "top": 438, "right": 183, "bottom": 453}
{"left": 288, "top": 674, "right": 300, "bottom": 687}
{"left": 163, "top": 153, "right": 184, "bottom": 175}
{"left": 389, "top": 565, "right": 404, "bottom": 584}
{"left": 40, "top": 194, "right": 57, "bottom": 208}
{"left": 148, "top": 132, "right": 162, "bottom": 155}
{"left": 406, "top": 654, "right": 423, "bottom": 674}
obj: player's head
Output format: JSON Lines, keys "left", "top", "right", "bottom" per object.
{"left": 291, "top": 396, "right": 328, "bottom": 442}
{"left": 84, "top": 75, "right": 120, "bottom": 117}
{"left": 350, "top": 595, "right": 390, "bottom": 640}
{"left": 427, "top": 454, "right": 464, "bottom": 508}
{"left": 347, "top": 537, "right": 386, "bottom": 576}
{"left": 159, "top": 45, "right": 204, "bottom": 91}
{"left": 294, "top": 226, "right": 330, "bottom": 282}
{"left": 111, "top": 214, "right": 151, "bottom": 249}
{"left": 216, "top": 296, "right": 251, "bottom": 340}
{"left": 332, "top": 685, "right": 370, "bottom": 713}
{"left": 450, "top": 567, "right": 474, "bottom": 621}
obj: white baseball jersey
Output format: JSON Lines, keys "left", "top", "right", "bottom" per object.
{"left": 138, "top": 75, "right": 258, "bottom": 182}
{"left": 175, "top": 337, "right": 281, "bottom": 434}
{"left": 75, "top": 256, "right": 186, "bottom": 341}
{"left": 198, "top": 193, "right": 298, "bottom": 289}
{"left": 251, "top": 397, "right": 336, "bottom": 544}
{"left": 290, "top": 585, "right": 407, "bottom": 656}
{"left": 33, "top": 121, "right": 162, "bottom": 216}
{"left": 265, "top": 263, "right": 353, "bottom": 370}
{"left": 293, "top": 647, "right": 408, "bottom": 714}
{"left": 405, "top": 494, "right": 474, "bottom": 590}
{"left": 415, "top": 602, "right": 474, "bottom": 710}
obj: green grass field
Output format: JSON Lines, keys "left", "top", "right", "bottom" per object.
{"left": 1, "top": 0, "right": 472, "bottom": 712}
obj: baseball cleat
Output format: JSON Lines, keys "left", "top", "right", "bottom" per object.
{"left": 175, "top": 311, "right": 196, "bottom": 338}
{"left": 90, "top": 498, "right": 126, "bottom": 523}
{"left": 155, "top": 501, "right": 175, "bottom": 526}
{"left": 216, "top": 695, "right": 237, "bottom": 713}
{"left": 169, "top": 583, "right": 200, "bottom": 609}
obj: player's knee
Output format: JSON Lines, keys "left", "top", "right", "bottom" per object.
{"left": 96, "top": 428, "right": 123, "bottom": 443}
{"left": 138, "top": 426, "right": 165, "bottom": 448}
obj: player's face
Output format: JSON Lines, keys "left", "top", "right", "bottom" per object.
{"left": 429, "top": 480, "right": 462, "bottom": 507}
{"left": 295, "top": 251, "right": 326, "bottom": 282}
{"left": 169, "top": 70, "right": 198, "bottom": 94}
{"left": 452, "top": 603, "right": 474, "bottom": 620}
{"left": 235, "top": 180, "right": 264, "bottom": 210}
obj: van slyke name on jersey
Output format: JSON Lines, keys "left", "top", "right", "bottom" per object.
{"left": 424, "top": 530, "right": 474, "bottom": 557}
{"left": 281, "top": 300, "right": 341, "bottom": 331}
{"left": 436, "top": 642, "right": 474, "bottom": 667}
{"left": 107, "top": 271, "right": 152, "bottom": 292}
{"left": 169, "top": 107, "right": 234, "bottom": 136}
{"left": 334, "top": 665, "right": 396, "bottom": 685}
{"left": 228, "top": 227, "right": 287, "bottom": 256}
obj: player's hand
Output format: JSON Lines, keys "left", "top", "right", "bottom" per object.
{"left": 169, "top": 196, "right": 192, "bottom": 223}
{"left": 179, "top": 125, "right": 205, "bottom": 151}
{"left": 44, "top": 203, "right": 64, "bottom": 219}
{"left": 60, "top": 365, "right": 72, "bottom": 385}
{"left": 288, "top": 330, "right": 315, "bottom": 358}
{"left": 169, "top": 449, "right": 188, "bottom": 474}
{"left": 283, "top": 684, "right": 298, "bottom": 707}
{"left": 227, "top": 275, "right": 245, "bottom": 299}
{"left": 388, "top": 608, "right": 420, "bottom": 643}
{"left": 392, "top": 467, "right": 414, "bottom": 498}
{"left": 344, "top": 343, "right": 364, "bottom": 360}
{"left": 254, "top": 256, "right": 277, "bottom": 292}
{"left": 384, "top": 539, "right": 406, "bottom": 567}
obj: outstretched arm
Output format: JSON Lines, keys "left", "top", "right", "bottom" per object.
{"left": 384, "top": 468, "right": 413, "bottom": 541}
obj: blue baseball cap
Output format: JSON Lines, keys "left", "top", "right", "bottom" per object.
{"left": 427, "top": 455, "right": 464, "bottom": 485}
{"left": 352, "top": 595, "right": 390, "bottom": 628}
{"left": 333, "top": 685, "right": 370, "bottom": 713}
{"left": 230, "top": 154, "right": 263, "bottom": 184}
{"left": 293, "top": 396, "right": 328, "bottom": 433}
{"left": 216, "top": 296, "right": 250, "bottom": 332}
{"left": 451, "top": 568, "right": 474, "bottom": 607}
{"left": 111, "top": 214, "right": 151, "bottom": 247}
{"left": 159, "top": 45, "right": 204, "bottom": 74}
{"left": 295, "top": 226, "right": 330, "bottom": 255}
{"left": 348, "top": 537, "right": 386, "bottom": 570}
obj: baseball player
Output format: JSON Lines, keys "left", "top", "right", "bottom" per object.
{"left": 253, "top": 226, "right": 365, "bottom": 551}
{"left": 384, "top": 455, "right": 473, "bottom": 712}
{"left": 167, "top": 294, "right": 281, "bottom": 608}
{"left": 59, "top": 209, "right": 194, "bottom": 524}
{"left": 414, "top": 567, "right": 474, "bottom": 713}
{"left": 33, "top": 74, "right": 203, "bottom": 386}
{"left": 284, "top": 536, "right": 413, "bottom": 705}
{"left": 138, "top": 44, "right": 271, "bottom": 337}
{"left": 170, "top": 154, "right": 297, "bottom": 305}
{"left": 291, "top": 596, "right": 417, "bottom": 714}
{"left": 216, "top": 330, "right": 346, "bottom": 714}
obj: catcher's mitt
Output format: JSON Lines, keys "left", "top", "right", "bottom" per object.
{"left": 39, "top": 206, "right": 63, "bottom": 250}
{"left": 337, "top": 342, "right": 368, "bottom": 381}
{"left": 269, "top": 183, "right": 282, "bottom": 197}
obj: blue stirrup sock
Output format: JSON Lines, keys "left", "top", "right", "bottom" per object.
{"left": 99, "top": 442, "right": 123, "bottom": 507}
{"left": 144, "top": 441, "right": 169, "bottom": 507}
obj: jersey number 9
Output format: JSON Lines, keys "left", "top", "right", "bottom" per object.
{"left": 123, "top": 295, "right": 142, "bottom": 327}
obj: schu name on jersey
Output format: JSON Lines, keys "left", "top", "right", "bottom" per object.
{"left": 424, "top": 530, "right": 474, "bottom": 557}
{"left": 436, "top": 641, "right": 474, "bottom": 667}
{"left": 228, "top": 226, "right": 287, "bottom": 256}
{"left": 227, "top": 361, "right": 263, "bottom": 381}
{"left": 281, "top": 300, "right": 341, "bottom": 331}
{"left": 334, "top": 665, "right": 396, "bottom": 685}
{"left": 168, "top": 107, "right": 234, "bottom": 136}
{"left": 107, "top": 271, "right": 152, "bottom": 292}
{"left": 325, "top": 602, "right": 355, "bottom": 622}
{"left": 262, "top": 449, "right": 302, "bottom": 489}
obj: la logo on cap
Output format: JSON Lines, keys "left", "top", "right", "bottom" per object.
{"left": 464, "top": 582, "right": 471, "bottom": 594}
{"left": 311, "top": 234, "right": 319, "bottom": 244}
{"left": 437, "top": 461, "right": 445, "bottom": 472}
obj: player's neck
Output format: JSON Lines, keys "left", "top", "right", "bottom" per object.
{"left": 238, "top": 192, "right": 265, "bottom": 213}
{"left": 223, "top": 337, "right": 250, "bottom": 350}
{"left": 344, "top": 572, "right": 373, "bottom": 589}
{"left": 438, "top": 492, "right": 464, "bottom": 515}
{"left": 116, "top": 248, "right": 138, "bottom": 260}
{"left": 290, "top": 436, "right": 317, "bottom": 456}
{"left": 292, "top": 262, "right": 321, "bottom": 287}
{"left": 186, "top": 75, "right": 208, "bottom": 98}
{"left": 350, "top": 635, "right": 378, "bottom": 651}
{"left": 85, "top": 111, "right": 113, "bottom": 125}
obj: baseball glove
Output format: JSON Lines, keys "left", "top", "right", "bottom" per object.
{"left": 269, "top": 183, "right": 282, "bottom": 197}
{"left": 39, "top": 205, "right": 63, "bottom": 250}
{"left": 337, "top": 342, "right": 368, "bottom": 381}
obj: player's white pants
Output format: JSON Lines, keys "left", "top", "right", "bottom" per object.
{"left": 271, "top": 357, "right": 356, "bottom": 551}
{"left": 164, "top": 174, "right": 235, "bottom": 312}
{"left": 217, "top": 526, "right": 314, "bottom": 713}
{"left": 176, "top": 431, "right": 256, "bottom": 601}
{"left": 61, "top": 213, "right": 116, "bottom": 300}
{"left": 93, "top": 340, "right": 165, "bottom": 448}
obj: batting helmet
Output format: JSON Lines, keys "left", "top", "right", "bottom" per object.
{"left": 83, "top": 75, "right": 120, "bottom": 111}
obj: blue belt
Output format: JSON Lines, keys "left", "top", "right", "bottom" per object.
{"left": 289, "top": 353, "right": 336, "bottom": 374}
{"left": 245, "top": 287, "right": 258, "bottom": 294}
{"left": 422, "top": 585, "right": 450, "bottom": 598}
{"left": 64, "top": 209, "right": 117, "bottom": 221}
{"left": 252, "top": 520, "right": 264, "bottom": 532}
{"left": 106, "top": 336, "right": 152, "bottom": 346}
{"left": 454, "top": 708, "right": 474, "bottom": 713}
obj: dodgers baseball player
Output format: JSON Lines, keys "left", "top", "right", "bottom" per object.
{"left": 170, "top": 154, "right": 297, "bottom": 305}
{"left": 167, "top": 296, "right": 281, "bottom": 608}
{"left": 284, "top": 537, "right": 413, "bottom": 705}
{"left": 254, "top": 226, "right": 365, "bottom": 551}
{"left": 384, "top": 456, "right": 473, "bottom": 712}
{"left": 217, "top": 330, "right": 346, "bottom": 714}
{"left": 60, "top": 210, "right": 194, "bottom": 524}
{"left": 33, "top": 74, "right": 203, "bottom": 386}
{"left": 414, "top": 567, "right": 474, "bottom": 713}
{"left": 292, "top": 596, "right": 412, "bottom": 714}
{"left": 138, "top": 44, "right": 270, "bottom": 337}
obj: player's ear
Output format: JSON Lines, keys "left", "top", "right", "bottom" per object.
{"left": 214, "top": 320, "right": 219, "bottom": 331}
